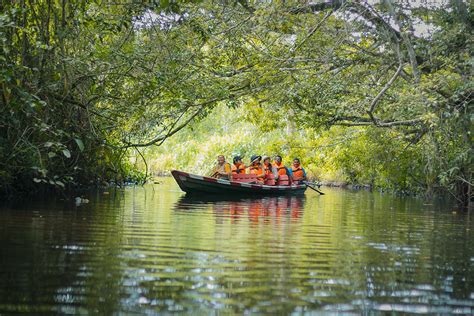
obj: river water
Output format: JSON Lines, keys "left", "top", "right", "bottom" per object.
{"left": 1, "top": 178, "right": 473, "bottom": 314}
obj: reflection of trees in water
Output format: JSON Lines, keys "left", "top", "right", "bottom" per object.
{"left": 0, "top": 193, "right": 128, "bottom": 314}
{"left": 175, "top": 195, "right": 306, "bottom": 225}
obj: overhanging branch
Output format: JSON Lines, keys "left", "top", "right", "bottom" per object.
{"left": 335, "top": 118, "right": 423, "bottom": 127}
{"left": 290, "top": 1, "right": 401, "bottom": 40}
{"left": 120, "top": 105, "right": 205, "bottom": 149}
{"left": 119, "top": 86, "right": 262, "bottom": 149}
{"left": 291, "top": 10, "right": 334, "bottom": 53}
{"left": 367, "top": 61, "right": 404, "bottom": 125}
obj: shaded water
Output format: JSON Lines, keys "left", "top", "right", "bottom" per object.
{"left": 1, "top": 178, "right": 473, "bottom": 314}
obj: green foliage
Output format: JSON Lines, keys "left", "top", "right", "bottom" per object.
{"left": 148, "top": 100, "right": 470, "bottom": 202}
{"left": 0, "top": 0, "right": 224, "bottom": 194}
{"left": 0, "top": 0, "right": 471, "bottom": 208}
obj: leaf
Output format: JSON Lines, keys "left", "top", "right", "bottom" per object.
{"left": 62, "top": 149, "right": 71, "bottom": 158}
{"left": 48, "top": 152, "right": 57, "bottom": 158}
{"left": 33, "top": 178, "right": 42, "bottom": 183}
{"left": 55, "top": 180, "right": 65, "bottom": 188}
{"left": 74, "top": 138, "right": 85, "bottom": 152}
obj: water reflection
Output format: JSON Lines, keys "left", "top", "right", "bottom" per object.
{"left": 0, "top": 181, "right": 473, "bottom": 314}
{"left": 175, "top": 195, "right": 305, "bottom": 225}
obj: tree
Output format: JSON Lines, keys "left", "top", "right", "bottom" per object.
{"left": 156, "top": 0, "right": 472, "bottom": 207}
{"left": 1, "top": 0, "right": 471, "bottom": 208}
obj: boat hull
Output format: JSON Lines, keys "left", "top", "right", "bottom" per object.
{"left": 171, "top": 170, "right": 307, "bottom": 196}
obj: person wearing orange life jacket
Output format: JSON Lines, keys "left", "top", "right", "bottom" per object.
{"left": 231, "top": 155, "right": 246, "bottom": 175}
{"left": 262, "top": 155, "right": 277, "bottom": 177}
{"left": 272, "top": 155, "right": 289, "bottom": 180}
{"left": 290, "top": 158, "right": 307, "bottom": 184}
{"left": 247, "top": 155, "right": 265, "bottom": 183}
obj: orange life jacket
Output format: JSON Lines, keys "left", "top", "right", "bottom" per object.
{"left": 248, "top": 164, "right": 264, "bottom": 182}
{"left": 232, "top": 163, "right": 246, "bottom": 174}
{"left": 272, "top": 162, "right": 288, "bottom": 175}
{"left": 291, "top": 165, "right": 305, "bottom": 179}
{"left": 263, "top": 163, "right": 273, "bottom": 175}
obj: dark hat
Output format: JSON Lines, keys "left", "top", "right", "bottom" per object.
{"left": 233, "top": 155, "right": 242, "bottom": 164}
{"left": 250, "top": 155, "right": 262, "bottom": 163}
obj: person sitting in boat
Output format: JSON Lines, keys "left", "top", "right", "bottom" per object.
{"left": 262, "top": 155, "right": 277, "bottom": 178}
{"left": 231, "top": 155, "right": 246, "bottom": 174}
{"left": 272, "top": 155, "right": 289, "bottom": 179}
{"left": 210, "top": 155, "right": 231, "bottom": 180}
{"left": 248, "top": 155, "right": 265, "bottom": 183}
{"left": 290, "top": 158, "right": 307, "bottom": 184}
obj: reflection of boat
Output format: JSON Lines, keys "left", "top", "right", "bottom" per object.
{"left": 175, "top": 195, "right": 306, "bottom": 222}
{"left": 171, "top": 170, "right": 307, "bottom": 196}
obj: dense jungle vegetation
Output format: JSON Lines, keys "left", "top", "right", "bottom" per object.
{"left": 0, "top": 0, "right": 472, "bottom": 208}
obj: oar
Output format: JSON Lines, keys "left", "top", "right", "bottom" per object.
{"left": 304, "top": 181, "right": 325, "bottom": 195}
{"left": 304, "top": 181, "right": 322, "bottom": 188}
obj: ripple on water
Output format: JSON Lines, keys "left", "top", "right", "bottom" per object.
{"left": 0, "top": 181, "right": 473, "bottom": 314}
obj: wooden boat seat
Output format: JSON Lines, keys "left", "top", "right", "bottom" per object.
{"left": 264, "top": 174, "right": 276, "bottom": 186}
{"left": 277, "top": 174, "right": 290, "bottom": 186}
{"left": 232, "top": 174, "right": 258, "bottom": 183}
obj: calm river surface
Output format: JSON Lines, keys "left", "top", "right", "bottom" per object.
{"left": 1, "top": 178, "right": 473, "bottom": 314}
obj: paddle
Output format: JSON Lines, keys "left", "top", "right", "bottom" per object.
{"left": 303, "top": 181, "right": 325, "bottom": 195}
{"left": 304, "top": 181, "right": 322, "bottom": 188}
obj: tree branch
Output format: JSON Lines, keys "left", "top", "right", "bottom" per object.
{"left": 51, "top": 94, "right": 118, "bottom": 122}
{"left": 120, "top": 106, "right": 204, "bottom": 149}
{"left": 119, "top": 94, "right": 233, "bottom": 149}
{"left": 290, "top": 1, "right": 343, "bottom": 14}
{"left": 335, "top": 118, "right": 423, "bottom": 127}
{"left": 291, "top": 10, "right": 334, "bottom": 53}
{"left": 385, "top": 0, "right": 420, "bottom": 82}
{"left": 367, "top": 61, "right": 404, "bottom": 124}
{"left": 290, "top": 1, "right": 401, "bottom": 40}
